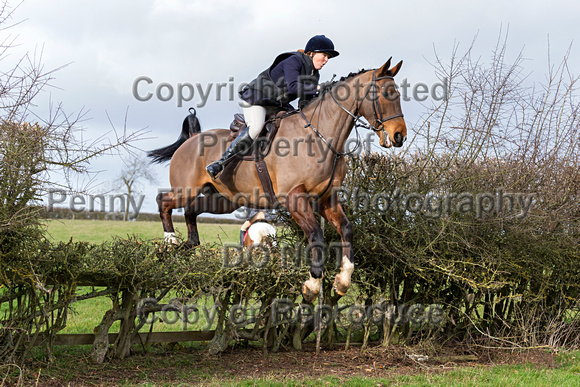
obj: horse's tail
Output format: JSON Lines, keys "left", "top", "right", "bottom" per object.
{"left": 147, "top": 107, "right": 201, "bottom": 164}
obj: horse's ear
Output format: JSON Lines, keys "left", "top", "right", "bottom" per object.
{"left": 377, "top": 58, "right": 403, "bottom": 77}
{"left": 376, "top": 57, "right": 392, "bottom": 77}
{"left": 388, "top": 60, "right": 403, "bottom": 77}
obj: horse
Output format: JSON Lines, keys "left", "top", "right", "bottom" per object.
{"left": 243, "top": 220, "right": 276, "bottom": 247}
{"left": 148, "top": 58, "right": 407, "bottom": 302}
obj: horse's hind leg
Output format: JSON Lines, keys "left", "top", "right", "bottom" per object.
{"left": 287, "top": 185, "right": 326, "bottom": 303}
{"left": 318, "top": 193, "right": 354, "bottom": 297}
{"left": 183, "top": 193, "right": 237, "bottom": 247}
{"left": 183, "top": 197, "right": 201, "bottom": 247}
{"left": 157, "top": 191, "right": 179, "bottom": 244}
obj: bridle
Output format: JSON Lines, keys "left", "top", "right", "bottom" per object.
{"left": 328, "top": 69, "right": 404, "bottom": 136}
{"left": 367, "top": 70, "right": 405, "bottom": 132}
{"left": 299, "top": 69, "right": 404, "bottom": 157}
{"left": 297, "top": 69, "right": 405, "bottom": 199}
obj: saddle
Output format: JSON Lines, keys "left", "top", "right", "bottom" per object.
{"left": 227, "top": 111, "right": 285, "bottom": 160}
{"left": 226, "top": 110, "right": 297, "bottom": 206}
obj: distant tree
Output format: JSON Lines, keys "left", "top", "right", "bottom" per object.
{"left": 114, "top": 155, "right": 157, "bottom": 221}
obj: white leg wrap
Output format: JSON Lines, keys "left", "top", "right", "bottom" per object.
{"left": 164, "top": 232, "right": 178, "bottom": 244}
{"left": 340, "top": 256, "right": 355, "bottom": 276}
{"left": 304, "top": 274, "right": 322, "bottom": 294}
{"left": 334, "top": 255, "right": 354, "bottom": 295}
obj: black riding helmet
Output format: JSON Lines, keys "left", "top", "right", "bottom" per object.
{"left": 304, "top": 35, "right": 339, "bottom": 58}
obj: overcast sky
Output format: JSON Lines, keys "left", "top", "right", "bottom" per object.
{"left": 8, "top": 0, "right": 579, "bottom": 215}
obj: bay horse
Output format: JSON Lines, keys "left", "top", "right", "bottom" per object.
{"left": 148, "top": 58, "right": 407, "bottom": 302}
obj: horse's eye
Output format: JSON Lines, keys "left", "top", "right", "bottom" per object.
{"left": 382, "top": 85, "right": 399, "bottom": 101}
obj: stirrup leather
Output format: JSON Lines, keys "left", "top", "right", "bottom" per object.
{"left": 205, "top": 129, "right": 253, "bottom": 179}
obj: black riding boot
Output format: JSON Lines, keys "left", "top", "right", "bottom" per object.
{"left": 239, "top": 229, "right": 246, "bottom": 245}
{"left": 206, "top": 129, "right": 254, "bottom": 179}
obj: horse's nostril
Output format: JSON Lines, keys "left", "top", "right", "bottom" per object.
{"left": 394, "top": 132, "right": 403, "bottom": 144}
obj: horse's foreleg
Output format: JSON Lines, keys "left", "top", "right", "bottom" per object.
{"left": 157, "top": 192, "right": 179, "bottom": 244}
{"left": 287, "top": 185, "right": 325, "bottom": 303}
{"left": 318, "top": 194, "right": 354, "bottom": 297}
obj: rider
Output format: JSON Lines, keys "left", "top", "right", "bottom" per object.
{"left": 205, "top": 35, "right": 340, "bottom": 179}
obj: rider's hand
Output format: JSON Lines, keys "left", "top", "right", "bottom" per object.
{"left": 318, "top": 81, "right": 333, "bottom": 94}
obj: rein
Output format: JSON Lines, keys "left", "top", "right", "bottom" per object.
{"left": 298, "top": 103, "right": 343, "bottom": 201}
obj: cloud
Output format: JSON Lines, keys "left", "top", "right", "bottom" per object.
{"left": 8, "top": 0, "right": 580, "bottom": 215}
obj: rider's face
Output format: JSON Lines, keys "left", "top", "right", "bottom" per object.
{"left": 311, "top": 52, "right": 330, "bottom": 70}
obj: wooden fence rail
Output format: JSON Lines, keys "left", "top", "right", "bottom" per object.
{"left": 36, "top": 330, "right": 217, "bottom": 347}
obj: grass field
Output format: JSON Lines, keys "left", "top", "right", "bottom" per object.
{"left": 45, "top": 218, "right": 242, "bottom": 244}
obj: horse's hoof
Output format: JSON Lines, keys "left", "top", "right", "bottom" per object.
{"left": 302, "top": 286, "right": 319, "bottom": 303}
{"left": 333, "top": 275, "right": 349, "bottom": 296}
{"left": 302, "top": 276, "right": 322, "bottom": 303}
{"left": 183, "top": 242, "right": 199, "bottom": 249}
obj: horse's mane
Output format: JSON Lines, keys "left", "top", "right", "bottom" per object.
{"left": 338, "top": 68, "right": 368, "bottom": 82}
{"left": 300, "top": 68, "right": 369, "bottom": 109}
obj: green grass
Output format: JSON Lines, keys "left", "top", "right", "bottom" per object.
{"left": 64, "top": 291, "right": 220, "bottom": 334}
{"left": 44, "top": 218, "right": 241, "bottom": 244}
{"left": 375, "top": 358, "right": 580, "bottom": 386}
{"left": 195, "top": 351, "right": 580, "bottom": 386}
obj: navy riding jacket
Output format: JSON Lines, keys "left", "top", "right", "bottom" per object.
{"left": 240, "top": 51, "right": 320, "bottom": 108}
